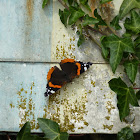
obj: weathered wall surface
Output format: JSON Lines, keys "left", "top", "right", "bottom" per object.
{"left": 0, "top": 0, "right": 140, "bottom": 133}
{"left": 0, "top": 0, "right": 52, "bottom": 62}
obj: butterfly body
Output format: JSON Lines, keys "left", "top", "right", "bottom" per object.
{"left": 45, "top": 59, "right": 93, "bottom": 96}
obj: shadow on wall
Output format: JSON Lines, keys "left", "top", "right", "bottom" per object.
{"left": 0, "top": 133, "right": 140, "bottom": 140}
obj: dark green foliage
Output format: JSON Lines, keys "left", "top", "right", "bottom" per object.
{"left": 68, "top": 6, "right": 85, "bottom": 25}
{"left": 38, "top": 118, "right": 69, "bottom": 140}
{"left": 136, "top": 90, "right": 140, "bottom": 100}
{"left": 68, "top": 0, "right": 74, "bottom": 5}
{"left": 16, "top": 122, "right": 46, "bottom": 140}
{"left": 119, "top": 0, "right": 140, "bottom": 19}
{"left": 82, "top": 14, "right": 99, "bottom": 26}
{"left": 77, "top": 34, "right": 85, "bottom": 47}
{"left": 94, "top": 9, "right": 107, "bottom": 26}
{"left": 17, "top": 119, "right": 69, "bottom": 140}
{"left": 117, "top": 127, "right": 134, "bottom": 140}
{"left": 124, "top": 10, "right": 140, "bottom": 34}
{"left": 109, "top": 77, "right": 139, "bottom": 121}
{"left": 79, "top": 0, "right": 91, "bottom": 11}
{"left": 100, "top": 36, "right": 109, "bottom": 59}
{"left": 59, "top": 9, "right": 70, "bottom": 27}
{"left": 101, "top": 35, "right": 134, "bottom": 73}
{"left": 134, "top": 36, "right": 140, "bottom": 47}
{"left": 123, "top": 59, "right": 139, "bottom": 83}
{"left": 110, "top": 15, "right": 122, "bottom": 30}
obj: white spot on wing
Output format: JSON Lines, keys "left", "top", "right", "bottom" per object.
{"left": 51, "top": 90, "right": 55, "bottom": 94}
{"left": 84, "top": 67, "right": 87, "bottom": 71}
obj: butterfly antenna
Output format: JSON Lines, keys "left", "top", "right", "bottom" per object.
{"left": 87, "top": 62, "right": 93, "bottom": 65}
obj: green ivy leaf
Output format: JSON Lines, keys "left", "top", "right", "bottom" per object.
{"left": 59, "top": 132, "right": 69, "bottom": 140}
{"left": 73, "top": 1, "right": 79, "bottom": 8}
{"left": 135, "top": 36, "right": 140, "bottom": 59}
{"left": 59, "top": 9, "right": 70, "bottom": 27}
{"left": 94, "top": 9, "right": 107, "bottom": 26}
{"left": 119, "top": 0, "right": 140, "bottom": 19}
{"left": 68, "top": 7, "right": 85, "bottom": 25}
{"left": 79, "top": 0, "right": 87, "bottom": 5}
{"left": 17, "top": 122, "right": 45, "bottom": 140}
{"left": 110, "top": 15, "right": 122, "bottom": 30}
{"left": 122, "top": 32, "right": 132, "bottom": 38}
{"left": 63, "top": 0, "right": 67, "bottom": 3}
{"left": 79, "top": 0, "right": 91, "bottom": 11}
{"left": 109, "top": 77, "right": 139, "bottom": 121}
{"left": 42, "top": 0, "right": 49, "bottom": 8}
{"left": 117, "top": 127, "right": 134, "bottom": 140}
{"left": 136, "top": 90, "right": 140, "bottom": 100}
{"left": 68, "top": 0, "right": 73, "bottom": 5}
{"left": 82, "top": 14, "right": 99, "bottom": 26}
{"left": 134, "top": 36, "right": 140, "bottom": 60}
{"left": 100, "top": 36, "right": 109, "bottom": 59}
{"left": 135, "top": 45, "right": 140, "bottom": 60}
{"left": 38, "top": 118, "right": 69, "bottom": 140}
{"left": 134, "top": 36, "right": 140, "bottom": 47}
{"left": 124, "top": 10, "right": 140, "bottom": 34}
{"left": 101, "top": 34, "right": 134, "bottom": 73}
{"left": 100, "top": 0, "right": 112, "bottom": 5}
{"left": 123, "top": 59, "right": 139, "bottom": 83}
{"left": 16, "top": 122, "right": 31, "bottom": 140}
{"left": 77, "top": 34, "right": 85, "bottom": 47}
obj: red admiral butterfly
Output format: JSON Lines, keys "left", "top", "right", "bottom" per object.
{"left": 45, "top": 59, "right": 93, "bottom": 96}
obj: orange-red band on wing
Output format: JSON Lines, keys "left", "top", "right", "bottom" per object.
{"left": 76, "top": 63, "right": 81, "bottom": 76}
{"left": 49, "top": 82, "right": 62, "bottom": 88}
{"left": 61, "top": 59, "right": 75, "bottom": 64}
{"left": 47, "top": 67, "right": 55, "bottom": 81}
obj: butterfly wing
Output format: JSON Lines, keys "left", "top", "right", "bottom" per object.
{"left": 60, "top": 59, "right": 93, "bottom": 80}
{"left": 60, "top": 59, "right": 78, "bottom": 80}
{"left": 45, "top": 66, "right": 69, "bottom": 96}
{"left": 45, "top": 59, "right": 93, "bottom": 97}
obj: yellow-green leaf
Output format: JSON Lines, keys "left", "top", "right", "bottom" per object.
{"left": 42, "top": 0, "right": 49, "bottom": 8}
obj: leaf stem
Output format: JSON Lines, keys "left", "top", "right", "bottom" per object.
{"left": 89, "top": 35, "right": 101, "bottom": 48}
{"left": 85, "top": 28, "right": 101, "bottom": 48}
{"left": 87, "top": 25, "right": 108, "bottom": 36}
